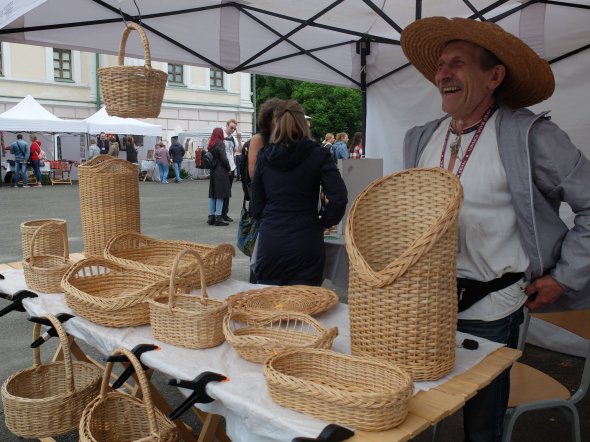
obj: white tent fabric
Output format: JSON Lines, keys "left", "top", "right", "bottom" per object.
{"left": 0, "top": 94, "right": 87, "bottom": 133}
{"left": 85, "top": 107, "right": 162, "bottom": 136}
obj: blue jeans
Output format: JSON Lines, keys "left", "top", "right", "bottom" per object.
{"left": 158, "top": 162, "right": 169, "bottom": 182}
{"left": 209, "top": 198, "right": 223, "bottom": 216}
{"left": 173, "top": 162, "right": 181, "bottom": 182}
{"left": 30, "top": 159, "right": 42, "bottom": 183}
{"left": 458, "top": 307, "right": 524, "bottom": 442}
{"left": 14, "top": 161, "right": 27, "bottom": 186}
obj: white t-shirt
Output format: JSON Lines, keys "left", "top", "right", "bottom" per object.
{"left": 224, "top": 133, "right": 237, "bottom": 172}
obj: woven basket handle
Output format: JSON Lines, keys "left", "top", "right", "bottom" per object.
{"left": 168, "top": 249, "right": 208, "bottom": 310}
{"left": 118, "top": 22, "right": 152, "bottom": 69}
{"left": 31, "top": 313, "right": 76, "bottom": 393}
{"left": 29, "top": 221, "right": 68, "bottom": 266}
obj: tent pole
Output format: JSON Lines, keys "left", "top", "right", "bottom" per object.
{"left": 356, "top": 39, "right": 370, "bottom": 157}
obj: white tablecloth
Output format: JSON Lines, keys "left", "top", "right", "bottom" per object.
{"left": 0, "top": 269, "right": 503, "bottom": 442}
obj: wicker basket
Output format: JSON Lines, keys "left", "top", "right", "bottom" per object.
{"left": 22, "top": 222, "right": 74, "bottom": 293}
{"left": 62, "top": 257, "right": 168, "bottom": 327}
{"left": 224, "top": 310, "right": 338, "bottom": 363}
{"left": 264, "top": 348, "right": 413, "bottom": 431}
{"left": 20, "top": 218, "right": 68, "bottom": 261}
{"left": 227, "top": 285, "right": 339, "bottom": 316}
{"left": 98, "top": 22, "right": 167, "bottom": 118}
{"left": 1, "top": 313, "right": 101, "bottom": 438}
{"left": 80, "top": 347, "right": 178, "bottom": 442}
{"left": 78, "top": 156, "right": 141, "bottom": 257}
{"left": 104, "top": 232, "right": 235, "bottom": 291}
{"left": 149, "top": 249, "right": 228, "bottom": 349}
{"left": 345, "top": 168, "right": 463, "bottom": 381}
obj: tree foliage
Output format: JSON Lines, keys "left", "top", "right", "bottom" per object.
{"left": 255, "top": 75, "right": 362, "bottom": 141}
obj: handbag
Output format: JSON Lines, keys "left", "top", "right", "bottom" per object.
{"left": 237, "top": 198, "right": 258, "bottom": 257}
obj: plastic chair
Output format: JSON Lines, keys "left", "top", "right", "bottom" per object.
{"left": 503, "top": 309, "right": 590, "bottom": 442}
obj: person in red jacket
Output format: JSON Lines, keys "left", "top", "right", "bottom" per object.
{"left": 29, "top": 134, "right": 45, "bottom": 187}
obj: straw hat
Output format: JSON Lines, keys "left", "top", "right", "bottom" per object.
{"left": 400, "top": 17, "right": 555, "bottom": 109}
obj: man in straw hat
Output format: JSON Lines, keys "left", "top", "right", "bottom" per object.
{"left": 401, "top": 17, "right": 590, "bottom": 441}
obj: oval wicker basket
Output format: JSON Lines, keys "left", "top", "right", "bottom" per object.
{"left": 149, "top": 249, "right": 228, "bottom": 349}
{"left": 22, "top": 222, "right": 74, "bottom": 293}
{"left": 227, "top": 285, "right": 339, "bottom": 316}
{"left": 20, "top": 218, "right": 68, "bottom": 261}
{"left": 104, "top": 232, "right": 235, "bottom": 291}
{"left": 224, "top": 310, "right": 338, "bottom": 363}
{"left": 98, "top": 22, "right": 167, "bottom": 118}
{"left": 61, "top": 256, "right": 168, "bottom": 327}
{"left": 264, "top": 348, "right": 413, "bottom": 432}
{"left": 79, "top": 347, "right": 178, "bottom": 442}
{"left": 1, "top": 313, "right": 101, "bottom": 438}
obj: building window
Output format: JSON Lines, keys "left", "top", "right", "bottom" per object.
{"left": 167, "top": 63, "right": 184, "bottom": 84}
{"left": 53, "top": 49, "right": 72, "bottom": 81}
{"left": 210, "top": 68, "right": 224, "bottom": 89}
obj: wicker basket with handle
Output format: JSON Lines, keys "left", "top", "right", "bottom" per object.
{"left": 345, "top": 168, "right": 463, "bottom": 381}
{"left": 264, "top": 348, "right": 413, "bottom": 432}
{"left": 98, "top": 22, "right": 167, "bottom": 118}
{"left": 79, "top": 347, "right": 178, "bottom": 442}
{"left": 20, "top": 218, "right": 68, "bottom": 261}
{"left": 149, "top": 249, "right": 228, "bottom": 349}
{"left": 1, "top": 313, "right": 101, "bottom": 438}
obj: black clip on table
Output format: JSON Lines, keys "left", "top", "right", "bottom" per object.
{"left": 167, "top": 371, "right": 228, "bottom": 420}
{"left": 105, "top": 343, "right": 160, "bottom": 389}
{"left": 292, "top": 424, "right": 355, "bottom": 442}
{"left": 0, "top": 289, "right": 38, "bottom": 318}
{"left": 28, "top": 313, "right": 74, "bottom": 347}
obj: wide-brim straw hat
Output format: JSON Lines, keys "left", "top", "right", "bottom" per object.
{"left": 400, "top": 17, "right": 555, "bottom": 109}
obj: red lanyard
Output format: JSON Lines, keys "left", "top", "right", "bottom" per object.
{"left": 439, "top": 106, "right": 495, "bottom": 178}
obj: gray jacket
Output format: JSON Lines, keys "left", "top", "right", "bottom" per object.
{"left": 404, "top": 106, "right": 590, "bottom": 299}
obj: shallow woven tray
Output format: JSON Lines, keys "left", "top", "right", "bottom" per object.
{"left": 227, "top": 285, "right": 339, "bottom": 316}
{"left": 224, "top": 310, "right": 338, "bottom": 363}
{"left": 264, "top": 348, "right": 413, "bottom": 432}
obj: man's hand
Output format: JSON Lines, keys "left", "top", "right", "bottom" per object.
{"left": 525, "top": 275, "right": 566, "bottom": 310}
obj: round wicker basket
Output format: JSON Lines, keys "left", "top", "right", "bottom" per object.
{"left": 20, "top": 218, "right": 68, "bottom": 261}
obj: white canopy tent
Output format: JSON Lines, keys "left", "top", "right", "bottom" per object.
{"left": 84, "top": 107, "right": 162, "bottom": 136}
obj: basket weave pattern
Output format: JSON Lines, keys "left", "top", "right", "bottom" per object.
{"left": 78, "top": 156, "right": 141, "bottom": 257}
{"left": 98, "top": 22, "right": 167, "bottom": 118}
{"left": 264, "top": 348, "right": 413, "bottom": 431}
{"left": 1, "top": 314, "right": 101, "bottom": 438}
{"left": 345, "top": 168, "right": 463, "bottom": 380}
{"left": 20, "top": 218, "right": 69, "bottom": 261}
{"left": 79, "top": 347, "right": 178, "bottom": 442}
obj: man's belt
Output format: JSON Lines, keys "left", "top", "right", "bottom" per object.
{"left": 457, "top": 272, "right": 524, "bottom": 312}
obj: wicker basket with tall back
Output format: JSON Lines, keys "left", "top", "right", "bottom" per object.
{"left": 20, "top": 218, "right": 68, "bottom": 261}
{"left": 78, "top": 156, "right": 140, "bottom": 257}
{"left": 345, "top": 168, "right": 463, "bottom": 381}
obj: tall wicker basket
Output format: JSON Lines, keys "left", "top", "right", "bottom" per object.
{"left": 78, "top": 156, "right": 141, "bottom": 257}
{"left": 345, "top": 168, "right": 463, "bottom": 381}
{"left": 1, "top": 313, "right": 101, "bottom": 438}
{"left": 98, "top": 22, "right": 167, "bottom": 118}
{"left": 20, "top": 218, "right": 68, "bottom": 261}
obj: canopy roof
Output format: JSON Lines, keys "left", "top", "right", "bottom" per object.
{"left": 85, "top": 107, "right": 162, "bottom": 136}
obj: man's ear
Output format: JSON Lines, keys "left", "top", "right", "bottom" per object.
{"left": 488, "top": 64, "right": 506, "bottom": 92}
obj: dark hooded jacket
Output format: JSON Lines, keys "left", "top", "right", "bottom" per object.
{"left": 251, "top": 138, "right": 347, "bottom": 284}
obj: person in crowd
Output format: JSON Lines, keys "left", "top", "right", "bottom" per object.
{"left": 29, "top": 134, "right": 44, "bottom": 187}
{"left": 349, "top": 132, "right": 363, "bottom": 159}
{"left": 251, "top": 99, "right": 348, "bottom": 286}
{"left": 220, "top": 118, "right": 242, "bottom": 222}
{"left": 168, "top": 135, "right": 185, "bottom": 183}
{"left": 400, "top": 17, "right": 590, "bottom": 442}
{"left": 247, "top": 98, "right": 283, "bottom": 184}
{"left": 88, "top": 137, "right": 100, "bottom": 161}
{"left": 96, "top": 132, "right": 110, "bottom": 155}
{"left": 155, "top": 142, "right": 170, "bottom": 183}
{"left": 207, "top": 127, "right": 231, "bottom": 226}
{"left": 107, "top": 134, "right": 119, "bottom": 157}
{"left": 125, "top": 136, "right": 138, "bottom": 163}
{"left": 332, "top": 132, "right": 350, "bottom": 160}
{"left": 10, "top": 134, "right": 30, "bottom": 188}
{"left": 321, "top": 132, "right": 335, "bottom": 150}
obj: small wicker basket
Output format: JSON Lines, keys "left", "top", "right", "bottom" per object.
{"left": 98, "top": 22, "right": 167, "bottom": 118}
{"left": 62, "top": 257, "right": 168, "bottom": 327}
{"left": 104, "top": 232, "right": 235, "bottom": 291}
{"left": 264, "top": 348, "right": 414, "bottom": 432}
{"left": 149, "top": 249, "right": 228, "bottom": 349}
{"left": 224, "top": 310, "right": 338, "bottom": 363}
{"left": 20, "top": 218, "right": 68, "bottom": 261}
{"left": 79, "top": 347, "right": 178, "bottom": 442}
{"left": 1, "top": 313, "right": 101, "bottom": 438}
{"left": 22, "top": 222, "right": 74, "bottom": 293}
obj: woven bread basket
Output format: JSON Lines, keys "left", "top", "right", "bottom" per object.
{"left": 22, "top": 222, "right": 74, "bottom": 293}
{"left": 98, "top": 22, "right": 167, "bottom": 118}
{"left": 224, "top": 309, "right": 338, "bottom": 363}
{"left": 264, "top": 348, "right": 413, "bottom": 432}
{"left": 104, "top": 232, "right": 235, "bottom": 291}
{"left": 149, "top": 249, "right": 227, "bottom": 349}
{"left": 78, "top": 156, "right": 141, "bottom": 257}
{"left": 1, "top": 313, "right": 101, "bottom": 438}
{"left": 20, "top": 218, "right": 68, "bottom": 261}
{"left": 345, "top": 168, "right": 463, "bottom": 381}
{"left": 62, "top": 256, "right": 168, "bottom": 327}
{"left": 79, "top": 347, "right": 178, "bottom": 442}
